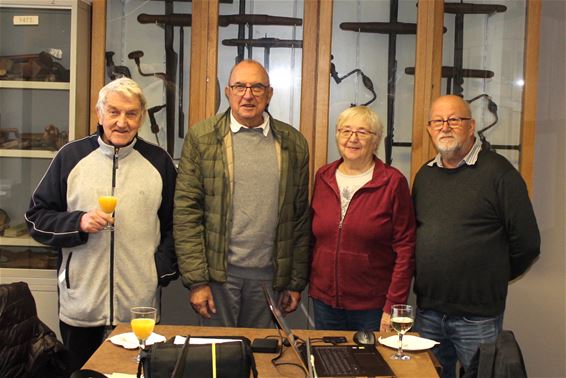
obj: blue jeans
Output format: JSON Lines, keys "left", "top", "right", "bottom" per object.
{"left": 312, "top": 299, "right": 383, "bottom": 331}
{"left": 414, "top": 308, "right": 503, "bottom": 378}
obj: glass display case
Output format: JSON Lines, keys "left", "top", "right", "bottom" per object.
{"left": 0, "top": 0, "right": 91, "bottom": 337}
{"left": 438, "top": 0, "right": 528, "bottom": 169}
{"left": 329, "top": 0, "right": 418, "bottom": 178}
{"left": 104, "top": 0, "right": 193, "bottom": 160}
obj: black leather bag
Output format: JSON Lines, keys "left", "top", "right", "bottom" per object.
{"left": 463, "top": 330, "right": 527, "bottom": 378}
{"left": 137, "top": 336, "right": 258, "bottom": 378}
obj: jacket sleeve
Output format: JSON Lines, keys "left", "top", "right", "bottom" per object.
{"left": 155, "top": 155, "right": 179, "bottom": 287}
{"left": 384, "top": 174, "right": 416, "bottom": 313}
{"left": 288, "top": 138, "right": 311, "bottom": 292}
{"left": 25, "top": 152, "right": 88, "bottom": 248}
{"left": 174, "top": 128, "right": 209, "bottom": 288}
{"left": 497, "top": 169, "right": 540, "bottom": 279}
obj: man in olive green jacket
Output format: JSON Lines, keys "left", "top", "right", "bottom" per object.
{"left": 174, "top": 60, "right": 310, "bottom": 327}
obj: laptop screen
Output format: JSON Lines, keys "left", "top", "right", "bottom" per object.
{"left": 262, "top": 286, "right": 311, "bottom": 375}
{"left": 262, "top": 286, "right": 394, "bottom": 378}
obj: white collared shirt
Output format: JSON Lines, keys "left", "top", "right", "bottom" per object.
{"left": 230, "top": 112, "right": 270, "bottom": 136}
{"left": 428, "top": 137, "right": 482, "bottom": 168}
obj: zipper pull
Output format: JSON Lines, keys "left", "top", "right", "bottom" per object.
{"left": 113, "top": 147, "right": 119, "bottom": 170}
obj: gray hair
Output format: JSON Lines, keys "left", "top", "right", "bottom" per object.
{"left": 336, "top": 106, "right": 384, "bottom": 153}
{"left": 96, "top": 78, "right": 147, "bottom": 117}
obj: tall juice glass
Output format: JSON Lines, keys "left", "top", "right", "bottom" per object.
{"left": 130, "top": 306, "right": 156, "bottom": 363}
{"left": 97, "top": 188, "right": 117, "bottom": 231}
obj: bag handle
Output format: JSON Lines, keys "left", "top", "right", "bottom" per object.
{"left": 171, "top": 334, "right": 191, "bottom": 378}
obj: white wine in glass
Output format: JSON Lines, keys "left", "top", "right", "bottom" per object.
{"left": 390, "top": 304, "right": 414, "bottom": 360}
{"left": 97, "top": 188, "right": 117, "bottom": 231}
{"left": 130, "top": 306, "right": 156, "bottom": 363}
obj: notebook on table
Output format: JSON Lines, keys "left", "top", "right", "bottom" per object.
{"left": 262, "top": 286, "right": 395, "bottom": 377}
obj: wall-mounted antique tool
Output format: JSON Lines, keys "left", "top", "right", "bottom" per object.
{"left": 147, "top": 104, "right": 166, "bottom": 146}
{"left": 329, "top": 54, "right": 376, "bottom": 107}
{"left": 127, "top": 50, "right": 166, "bottom": 81}
{"left": 222, "top": 37, "right": 302, "bottom": 72}
{"left": 466, "top": 93, "right": 517, "bottom": 151}
{"left": 105, "top": 51, "right": 131, "bottom": 80}
{"left": 404, "top": 66, "right": 494, "bottom": 95}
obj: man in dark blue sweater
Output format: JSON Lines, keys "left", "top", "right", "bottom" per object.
{"left": 412, "top": 95, "right": 540, "bottom": 378}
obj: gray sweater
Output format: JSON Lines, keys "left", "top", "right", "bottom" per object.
{"left": 228, "top": 127, "right": 279, "bottom": 280}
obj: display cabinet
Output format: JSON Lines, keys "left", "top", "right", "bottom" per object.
{"left": 0, "top": 0, "right": 91, "bottom": 338}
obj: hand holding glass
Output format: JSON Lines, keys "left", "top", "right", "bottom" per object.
{"left": 390, "top": 304, "right": 414, "bottom": 360}
{"left": 97, "top": 189, "right": 117, "bottom": 231}
{"left": 130, "top": 306, "right": 156, "bottom": 362}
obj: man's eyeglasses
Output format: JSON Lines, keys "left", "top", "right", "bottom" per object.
{"left": 229, "top": 83, "right": 269, "bottom": 97}
{"left": 337, "top": 128, "right": 376, "bottom": 140}
{"left": 427, "top": 117, "right": 472, "bottom": 131}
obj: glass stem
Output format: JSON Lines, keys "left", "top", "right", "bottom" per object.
{"left": 397, "top": 333, "right": 404, "bottom": 357}
{"left": 136, "top": 339, "right": 145, "bottom": 363}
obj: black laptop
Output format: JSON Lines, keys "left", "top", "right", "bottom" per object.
{"left": 263, "top": 287, "right": 395, "bottom": 377}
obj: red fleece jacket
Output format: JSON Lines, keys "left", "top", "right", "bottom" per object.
{"left": 308, "top": 157, "right": 416, "bottom": 313}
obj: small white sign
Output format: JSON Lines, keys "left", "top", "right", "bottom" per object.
{"left": 13, "top": 15, "right": 39, "bottom": 25}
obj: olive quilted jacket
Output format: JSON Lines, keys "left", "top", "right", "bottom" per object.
{"left": 174, "top": 109, "right": 310, "bottom": 292}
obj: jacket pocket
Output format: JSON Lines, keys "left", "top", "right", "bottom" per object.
{"left": 339, "top": 250, "right": 375, "bottom": 298}
{"left": 64, "top": 252, "right": 72, "bottom": 289}
{"left": 310, "top": 247, "right": 336, "bottom": 295}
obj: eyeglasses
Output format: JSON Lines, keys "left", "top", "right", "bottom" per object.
{"left": 338, "top": 128, "right": 376, "bottom": 140}
{"left": 427, "top": 117, "right": 472, "bottom": 131}
{"left": 229, "top": 83, "right": 269, "bottom": 97}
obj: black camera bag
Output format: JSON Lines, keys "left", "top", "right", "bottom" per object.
{"left": 137, "top": 335, "right": 257, "bottom": 378}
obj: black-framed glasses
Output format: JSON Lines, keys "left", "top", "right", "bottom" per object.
{"left": 427, "top": 117, "right": 472, "bottom": 130}
{"left": 337, "top": 128, "right": 376, "bottom": 139}
{"left": 229, "top": 83, "right": 269, "bottom": 96}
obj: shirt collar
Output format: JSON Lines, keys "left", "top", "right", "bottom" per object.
{"left": 229, "top": 112, "right": 270, "bottom": 137}
{"left": 428, "top": 137, "right": 482, "bottom": 168}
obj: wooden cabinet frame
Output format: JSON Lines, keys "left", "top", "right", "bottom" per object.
{"left": 90, "top": 0, "right": 540, "bottom": 193}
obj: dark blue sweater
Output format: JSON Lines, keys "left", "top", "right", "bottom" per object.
{"left": 412, "top": 147, "right": 540, "bottom": 316}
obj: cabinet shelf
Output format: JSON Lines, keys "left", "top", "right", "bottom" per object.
{"left": 0, "top": 149, "right": 57, "bottom": 158}
{"left": 0, "top": 81, "right": 69, "bottom": 90}
{"left": 0, "top": 234, "right": 45, "bottom": 247}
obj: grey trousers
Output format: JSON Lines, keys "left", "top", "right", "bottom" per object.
{"left": 202, "top": 274, "right": 277, "bottom": 328}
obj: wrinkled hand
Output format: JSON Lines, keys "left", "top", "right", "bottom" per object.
{"left": 380, "top": 311, "right": 392, "bottom": 332}
{"left": 190, "top": 285, "right": 216, "bottom": 319}
{"left": 80, "top": 210, "right": 113, "bottom": 233}
{"left": 279, "top": 290, "right": 301, "bottom": 314}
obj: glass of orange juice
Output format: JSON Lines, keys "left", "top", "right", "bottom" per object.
{"left": 130, "top": 306, "right": 157, "bottom": 362}
{"left": 97, "top": 188, "right": 117, "bottom": 231}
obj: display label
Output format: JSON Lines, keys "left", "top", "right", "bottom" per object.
{"left": 13, "top": 15, "right": 39, "bottom": 25}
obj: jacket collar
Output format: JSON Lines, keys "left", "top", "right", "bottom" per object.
{"left": 216, "top": 108, "right": 289, "bottom": 149}
{"left": 319, "top": 156, "right": 390, "bottom": 190}
{"left": 96, "top": 125, "right": 137, "bottom": 159}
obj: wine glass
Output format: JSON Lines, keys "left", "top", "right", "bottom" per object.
{"left": 130, "top": 306, "right": 157, "bottom": 363}
{"left": 97, "top": 188, "right": 117, "bottom": 231}
{"left": 390, "top": 304, "right": 414, "bottom": 360}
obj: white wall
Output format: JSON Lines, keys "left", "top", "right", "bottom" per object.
{"left": 504, "top": 1, "right": 566, "bottom": 377}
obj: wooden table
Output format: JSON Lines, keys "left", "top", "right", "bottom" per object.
{"left": 84, "top": 324, "right": 439, "bottom": 377}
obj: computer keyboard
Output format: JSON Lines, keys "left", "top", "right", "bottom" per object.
{"left": 314, "top": 346, "right": 361, "bottom": 376}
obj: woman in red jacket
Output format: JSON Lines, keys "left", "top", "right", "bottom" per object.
{"left": 309, "top": 106, "right": 416, "bottom": 332}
